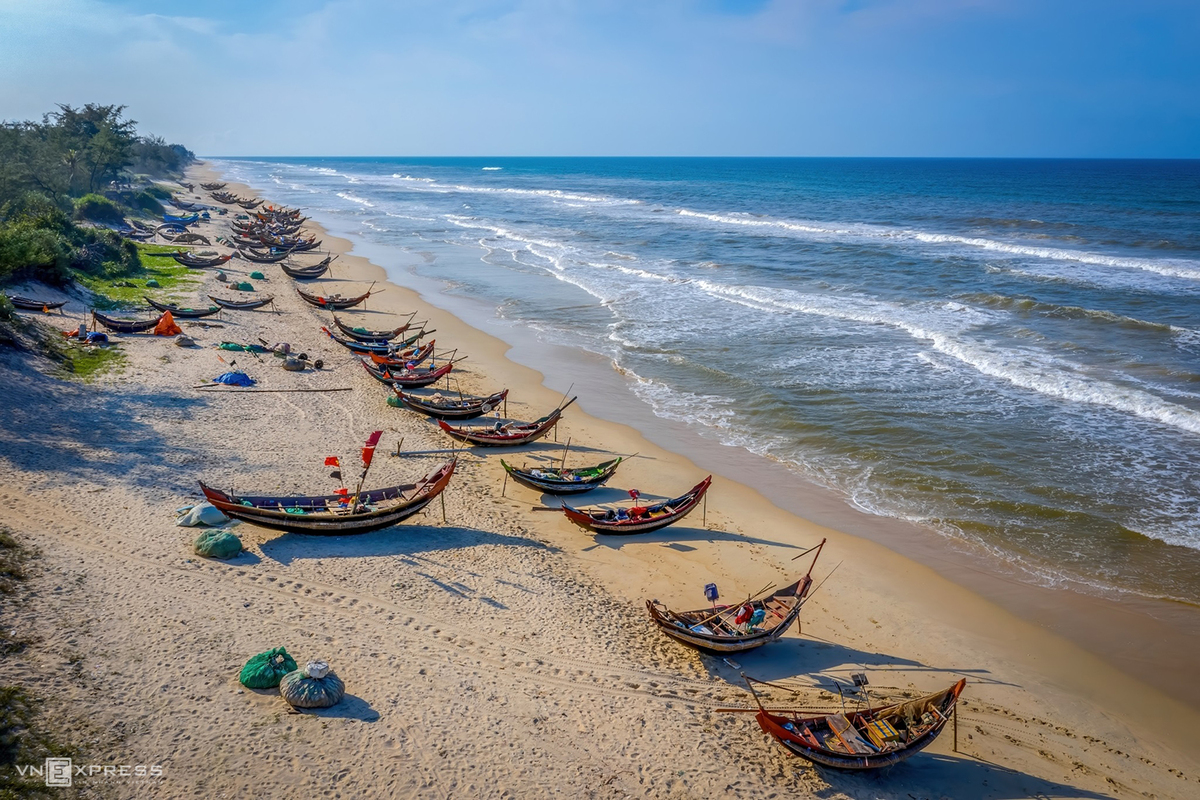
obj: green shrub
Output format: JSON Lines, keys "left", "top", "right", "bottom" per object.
{"left": 144, "top": 185, "right": 172, "bottom": 200}
{"left": 0, "top": 222, "right": 71, "bottom": 283}
{"left": 128, "top": 190, "right": 164, "bottom": 216}
{"left": 72, "top": 193, "right": 124, "bottom": 225}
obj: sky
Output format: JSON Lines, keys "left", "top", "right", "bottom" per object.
{"left": 1, "top": 0, "right": 1198, "bottom": 157}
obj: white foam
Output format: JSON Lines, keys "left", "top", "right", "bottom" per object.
{"left": 482, "top": 167, "right": 502, "bottom": 171}
{"left": 694, "top": 280, "right": 1200, "bottom": 436}
{"left": 336, "top": 192, "right": 375, "bottom": 208}
{"left": 677, "top": 208, "right": 1200, "bottom": 282}
{"left": 392, "top": 173, "right": 436, "bottom": 182}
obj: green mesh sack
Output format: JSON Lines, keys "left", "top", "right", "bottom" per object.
{"left": 234, "top": 282, "right": 254, "bottom": 292}
{"left": 249, "top": 271, "right": 265, "bottom": 280}
{"left": 279, "top": 661, "right": 345, "bottom": 709}
{"left": 193, "top": 529, "right": 242, "bottom": 559}
{"left": 386, "top": 394, "right": 403, "bottom": 408}
{"left": 145, "top": 279, "right": 161, "bottom": 288}
{"left": 239, "top": 647, "right": 298, "bottom": 689}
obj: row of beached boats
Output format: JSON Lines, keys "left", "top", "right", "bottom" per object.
{"left": 55, "top": 186, "right": 965, "bottom": 773}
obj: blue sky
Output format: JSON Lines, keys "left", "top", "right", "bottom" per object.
{"left": 1, "top": 0, "right": 1197, "bottom": 157}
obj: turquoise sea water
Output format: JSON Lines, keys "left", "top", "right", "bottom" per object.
{"left": 214, "top": 157, "right": 1200, "bottom": 605}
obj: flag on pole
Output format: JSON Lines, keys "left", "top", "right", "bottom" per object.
{"left": 361, "top": 430, "right": 383, "bottom": 470}
{"left": 324, "top": 456, "right": 341, "bottom": 467}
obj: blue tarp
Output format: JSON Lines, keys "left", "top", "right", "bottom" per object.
{"left": 212, "top": 371, "right": 256, "bottom": 387}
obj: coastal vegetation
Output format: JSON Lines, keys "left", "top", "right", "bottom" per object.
{"left": 0, "top": 103, "right": 193, "bottom": 288}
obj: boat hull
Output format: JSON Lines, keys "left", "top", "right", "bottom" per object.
{"left": 561, "top": 476, "right": 711, "bottom": 535}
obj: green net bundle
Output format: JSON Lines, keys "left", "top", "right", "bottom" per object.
{"left": 239, "top": 647, "right": 298, "bottom": 689}
{"left": 193, "top": 529, "right": 242, "bottom": 559}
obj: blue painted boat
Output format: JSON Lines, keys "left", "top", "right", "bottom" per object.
{"left": 163, "top": 213, "right": 200, "bottom": 224}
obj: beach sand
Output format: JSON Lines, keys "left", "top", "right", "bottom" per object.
{"left": 1, "top": 164, "right": 1198, "bottom": 798}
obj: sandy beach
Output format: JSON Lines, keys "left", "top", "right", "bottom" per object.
{"left": 1, "top": 162, "right": 1198, "bottom": 799}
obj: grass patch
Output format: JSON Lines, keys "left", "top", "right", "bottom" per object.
{"left": 56, "top": 345, "right": 127, "bottom": 382}
{"left": 0, "top": 528, "right": 27, "bottom": 596}
{"left": 74, "top": 243, "right": 200, "bottom": 309}
{"left": 0, "top": 529, "right": 84, "bottom": 799}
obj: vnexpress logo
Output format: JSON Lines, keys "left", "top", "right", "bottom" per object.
{"left": 14, "top": 757, "right": 164, "bottom": 785}
{"left": 45, "top": 758, "right": 72, "bottom": 787}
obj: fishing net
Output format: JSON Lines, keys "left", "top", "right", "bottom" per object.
{"left": 217, "top": 343, "right": 269, "bottom": 353}
{"left": 249, "top": 271, "right": 265, "bottom": 280}
{"left": 193, "top": 529, "right": 242, "bottom": 559}
{"left": 233, "top": 282, "right": 254, "bottom": 292}
{"left": 239, "top": 647, "right": 298, "bottom": 689}
{"left": 279, "top": 661, "right": 345, "bottom": 709}
{"left": 386, "top": 395, "right": 403, "bottom": 408}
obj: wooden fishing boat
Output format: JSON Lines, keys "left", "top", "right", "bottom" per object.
{"left": 92, "top": 310, "right": 161, "bottom": 333}
{"left": 208, "top": 294, "right": 276, "bottom": 311}
{"left": 392, "top": 388, "right": 508, "bottom": 420}
{"left": 238, "top": 247, "right": 292, "bottom": 264}
{"left": 560, "top": 475, "right": 711, "bottom": 535}
{"left": 199, "top": 182, "right": 226, "bottom": 190}
{"left": 322, "top": 326, "right": 430, "bottom": 355}
{"left": 144, "top": 297, "right": 221, "bottom": 319}
{"left": 172, "top": 252, "right": 231, "bottom": 268}
{"left": 277, "top": 238, "right": 321, "bottom": 252}
{"left": 298, "top": 287, "right": 374, "bottom": 310}
{"left": 237, "top": 198, "right": 263, "bottom": 210}
{"left": 646, "top": 539, "right": 825, "bottom": 653}
{"left": 393, "top": 388, "right": 506, "bottom": 419}
{"left": 367, "top": 340, "right": 437, "bottom": 368}
{"left": 163, "top": 212, "right": 199, "bottom": 225}
{"left": 501, "top": 456, "right": 622, "bottom": 495}
{"left": 438, "top": 398, "right": 576, "bottom": 447}
{"left": 280, "top": 257, "right": 331, "bottom": 279}
{"left": 200, "top": 458, "right": 456, "bottom": 535}
{"left": 735, "top": 677, "right": 967, "bottom": 770}
{"left": 332, "top": 313, "right": 416, "bottom": 342}
{"left": 359, "top": 359, "right": 453, "bottom": 388}
{"left": 6, "top": 294, "right": 67, "bottom": 312}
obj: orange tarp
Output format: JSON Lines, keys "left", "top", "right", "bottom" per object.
{"left": 154, "top": 311, "right": 182, "bottom": 336}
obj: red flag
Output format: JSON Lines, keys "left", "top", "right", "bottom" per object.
{"left": 361, "top": 430, "right": 383, "bottom": 470}
{"left": 324, "top": 456, "right": 340, "bottom": 467}
{"left": 629, "top": 488, "right": 640, "bottom": 500}
{"left": 334, "top": 488, "right": 349, "bottom": 495}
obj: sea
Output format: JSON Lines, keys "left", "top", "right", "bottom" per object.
{"left": 213, "top": 156, "right": 1200, "bottom": 608}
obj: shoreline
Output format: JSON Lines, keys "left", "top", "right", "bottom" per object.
{"left": 211, "top": 159, "right": 1200, "bottom": 708}
{"left": 197, "top": 162, "right": 1200, "bottom": 759}
{"left": 1, "top": 161, "right": 1195, "bottom": 797}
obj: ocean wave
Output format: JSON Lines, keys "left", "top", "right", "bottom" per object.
{"left": 482, "top": 167, "right": 502, "bottom": 171}
{"left": 955, "top": 292, "right": 1183, "bottom": 334}
{"left": 693, "top": 280, "right": 1200, "bottom": 436}
{"left": 677, "top": 208, "right": 1200, "bottom": 281}
{"left": 392, "top": 173, "right": 436, "bottom": 182}
{"left": 336, "top": 192, "right": 375, "bottom": 208}
{"left": 395, "top": 180, "right": 639, "bottom": 206}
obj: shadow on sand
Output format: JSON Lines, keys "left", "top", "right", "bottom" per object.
{"left": 814, "top": 752, "right": 1113, "bottom": 800}
{"left": 257, "top": 524, "right": 559, "bottom": 566}
{"left": 583, "top": 524, "right": 801, "bottom": 552}
{"left": 295, "top": 694, "right": 380, "bottom": 722}
{"left": 0, "top": 361, "right": 224, "bottom": 495}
